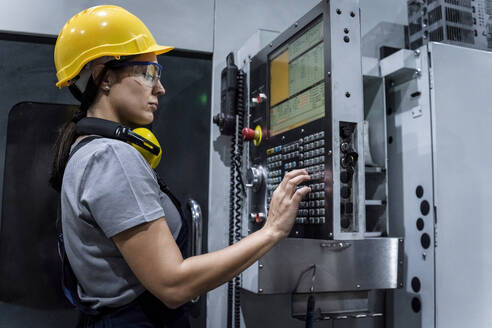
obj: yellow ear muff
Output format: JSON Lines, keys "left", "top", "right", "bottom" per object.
{"left": 130, "top": 128, "right": 162, "bottom": 169}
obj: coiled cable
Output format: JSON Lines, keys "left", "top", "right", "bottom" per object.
{"left": 233, "top": 69, "right": 246, "bottom": 328}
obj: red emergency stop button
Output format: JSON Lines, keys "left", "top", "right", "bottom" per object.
{"left": 242, "top": 125, "right": 263, "bottom": 146}
{"left": 242, "top": 127, "right": 255, "bottom": 141}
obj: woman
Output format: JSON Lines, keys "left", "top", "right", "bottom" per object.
{"left": 49, "top": 5, "right": 311, "bottom": 327}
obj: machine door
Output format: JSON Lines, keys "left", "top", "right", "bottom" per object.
{"left": 0, "top": 102, "right": 79, "bottom": 327}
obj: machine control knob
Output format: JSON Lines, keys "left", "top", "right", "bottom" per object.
{"left": 246, "top": 166, "right": 266, "bottom": 192}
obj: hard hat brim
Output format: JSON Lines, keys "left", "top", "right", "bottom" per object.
{"left": 55, "top": 44, "right": 174, "bottom": 88}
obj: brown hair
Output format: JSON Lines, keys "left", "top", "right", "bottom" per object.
{"left": 48, "top": 73, "right": 103, "bottom": 193}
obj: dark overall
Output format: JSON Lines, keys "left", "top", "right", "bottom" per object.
{"left": 57, "top": 136, "right": 191, "bottom": 327}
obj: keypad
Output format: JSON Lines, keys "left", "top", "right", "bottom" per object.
{"left": 266, "top": 130, "right": 327, "bottom": 225}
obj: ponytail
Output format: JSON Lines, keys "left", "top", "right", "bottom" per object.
{"left": 49, "top": 75, "right": 101, "bottom": 192}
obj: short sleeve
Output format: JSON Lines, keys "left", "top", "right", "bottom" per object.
{"left": 80, "top": 140, "right": 165, "bottom": 238}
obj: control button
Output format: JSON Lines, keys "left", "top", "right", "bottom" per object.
{"left": 319, "top": 208, "right": 325, "bottom": 215}
{"left": 242, "top": 127, "right": 256, "bottom": 141}
{"left": 319, "top": 217, "right": 325, "bottom": 224}
{"left": 309, "top": 201, "right": 315, "bottom": 207}
{"left": 320, "top": 131, "right": 325, "bottom": 138}
{"left": 320, "top": 200, "right": 325, "bottom": 206}
{"left": 267, "top": 148, "right": 274, "bottom": 155}
{"left": 251, "top": 93, "right": 267, "bottom": 105}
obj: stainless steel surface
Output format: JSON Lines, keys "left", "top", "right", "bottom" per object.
{"left": 188, "top": 198, "right": 203, "bottom": 257}
{"left": 380, "top": 48, "right": 421, "bottom": 82}
{"left": 428, "top": 42, "right": 492, "bottom": 328}
{"left": 243, "top": 237, "right": 402, "bottom": 294}
{"left": 188, "top": 198, "right": 203, "bottom": 304}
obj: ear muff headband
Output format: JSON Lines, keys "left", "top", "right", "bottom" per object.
{"left": 76, "top": 117, "right": 162, "bottom": 168}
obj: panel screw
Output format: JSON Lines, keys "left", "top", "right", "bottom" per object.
{"left": 259, "top": 264, "right": 264, "bottom": 269}
{"left": 269, "top": 43, "right": 273, "bottom": 47}
{"left": 414, "top": 49, "right": 421, "bottom": 56}
{"left": 344, "top": 36, "right": 350, "bottom": 43}
{"left": 422, "top": 252, "right": 427, "bottom": 260}
{"left": 345, "top": 92, "right": 351, "bottom": 98}
{"left": 344, "top": 28, "right": 349, "bottom": 34}
{"left": 356, "top": 284, "right": 361, "bottom": 288}
{"left": 350, "top": 11, "right": 356, "bottom": 17}
{"left": 328, "top": 150, "right": 333, "bottom": 156}
{"left": 259, "top": 288, "right": 263, "bottom": 293}
{"left": 336, "top": 8, "right": 342, "bottom": 15}
{"left": 295, "top": 22, "right": 298, "bottom": 27}
{"left": 327, "top": 71, "right": 332, "bottom": 77}
{"left": 399, "top": 282, "right": 404, "bottom": 287}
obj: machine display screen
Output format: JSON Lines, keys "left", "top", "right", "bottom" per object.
{"left": 269, "top": 20, "right": 325, "bottom": 136}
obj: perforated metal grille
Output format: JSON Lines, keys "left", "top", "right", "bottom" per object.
{"left": 428, "top": 6, "right": 443, "bottom": 25}
{"left": 445, "top": 7, "right": 473, "bottom": 24}
{"left": 446, "top": 25, "right": 474, "bottom": 43}
{"left": 429, "top": 26, "right": 444, "bottom": 41}
{"left": 444, "top": 0, "right": 472, "bottom": 8}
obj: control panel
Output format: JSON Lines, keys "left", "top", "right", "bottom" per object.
{"left": 243, "top": 0, "right": 366, "bottom": 240}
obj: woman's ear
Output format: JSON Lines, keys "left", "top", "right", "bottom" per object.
{"left": 92, "top": 65, "right": 112, "bottom": 92}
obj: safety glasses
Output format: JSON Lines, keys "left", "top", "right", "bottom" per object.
{"left": 107, "top": 61, "right": 163, "bottom": 88}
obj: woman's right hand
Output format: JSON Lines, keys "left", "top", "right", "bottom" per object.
{"left": 263, "top": 169, "right": 312, "bottom": 241}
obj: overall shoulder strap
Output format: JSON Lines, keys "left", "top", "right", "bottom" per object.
{"left": 68, "top": 135, "right": 103, "bottom": 161}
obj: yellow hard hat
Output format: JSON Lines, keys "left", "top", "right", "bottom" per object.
{"left": 54, "top": 5, "right": 173, "bottom": 88}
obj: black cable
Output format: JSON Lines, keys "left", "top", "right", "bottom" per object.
{"left": 227, "top": 119, "right": 235, "bottom": 328}
{"left": 233, "top": 69, "right": 246, "bottom": 328}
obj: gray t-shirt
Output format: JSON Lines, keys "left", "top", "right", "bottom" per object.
{"left": 61, "top": 136, "right": 182, "bottom": 309}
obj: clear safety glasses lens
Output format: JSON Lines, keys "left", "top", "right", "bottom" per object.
{"left": 108, "top": 61, "right": 163, "bottom": 88}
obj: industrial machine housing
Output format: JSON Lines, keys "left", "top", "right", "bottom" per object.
{"left": 233, "top": 0, "right": 492, "bottom": 327}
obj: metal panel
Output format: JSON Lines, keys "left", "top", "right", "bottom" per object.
{"left": 330, "top": 0, "right": 367, "bottom": 240}
{"left": 0, "top": 37, "right": 74, "bottom": 230}
{"left": 246, "top": 238, "right": 402, "bottom": 294}
{"left": 429, "top": 42, "right": 492, "bottom": 328}
{"left": 384, "top": 47, "right": 435, "bottom": 328}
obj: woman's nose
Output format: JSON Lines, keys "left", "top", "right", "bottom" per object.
{"left": 153, "top": 79, "right": 165, "bottom": 96}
